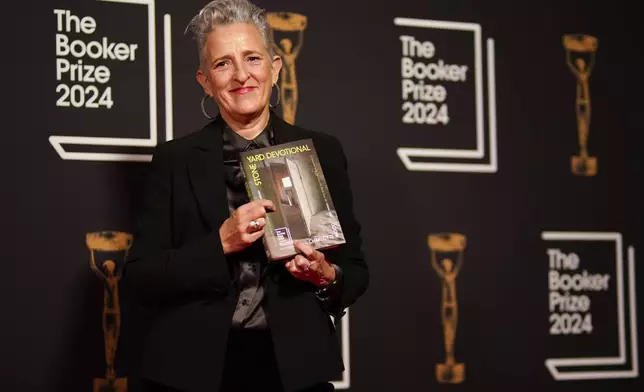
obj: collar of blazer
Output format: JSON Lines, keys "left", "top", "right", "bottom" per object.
{"left": 192, "top": 109, "right": 302, "bottom": 152}
{"left": 186, "top": 109, "right": 305, "bottom": 234}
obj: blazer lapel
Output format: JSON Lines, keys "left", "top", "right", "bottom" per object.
{"left": 272, "top": 112, "right": 305, "bottom": 145}
{"left": 187, "top": 118, "right": 230, "bottom": 232}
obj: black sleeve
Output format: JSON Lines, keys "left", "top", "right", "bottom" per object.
{"left": 122, "top": 144, "right": 233, "bottom": 306}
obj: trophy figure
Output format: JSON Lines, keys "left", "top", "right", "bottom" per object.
{"left": 266, "top": 12, "right": 307, "bottom": 125}
{"left": 86, "top": 231, "right": 133, "bottom": 392}
{"left": 563, "top": 34, "right": 598, "bottom": 176}
{"left": 428, "top": 233, "right": 466, "bottom": 384}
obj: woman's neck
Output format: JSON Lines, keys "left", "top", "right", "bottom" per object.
{"left": 220, "top": 106, "right": 270, "bottom": 140}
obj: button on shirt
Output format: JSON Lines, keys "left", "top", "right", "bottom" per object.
{"left": 222, "top": 118, "right": 274, "bottom": 330}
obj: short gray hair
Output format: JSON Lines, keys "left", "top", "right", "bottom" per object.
{"left": 186, "top": 0, "right": 275, "bottom": 66}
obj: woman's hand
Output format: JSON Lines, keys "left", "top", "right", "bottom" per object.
{"left": 219, "top": 199, "right": 275, "bottom": 254}
{"left": 285, "top": 241, "right": 336, "bottom": 287}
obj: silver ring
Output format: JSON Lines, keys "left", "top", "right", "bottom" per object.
{"left": 249, "top": 220, "right": 260, "bottom": 231}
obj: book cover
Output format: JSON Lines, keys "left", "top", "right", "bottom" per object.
{"left": 239, "top": 138, "right": 346, "bottom": 261}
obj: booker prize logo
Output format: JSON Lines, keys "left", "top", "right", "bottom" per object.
{"left": 563, "top": 34, "right": 598, "bottom": 176}
{"left": 542, "top": 231, "right": 639, "bottom": 380}
{"left": 428, "top": 233, "right": 466, "bottom": 383}
{"left": 86, "top": 231, "right": 133, "bottom": 392}
{"left": 393, "top": 18, "right": 498, "bottom": 173}
{"left": 50, "top": 0, "right": 174, "bottom": 162}
{"left": 266, "top": 12, "right": 306, "bottom": 125}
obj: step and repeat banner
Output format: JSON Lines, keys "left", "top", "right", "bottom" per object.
{"left": 7, "top": 0, "right": 642, "bottom": 391}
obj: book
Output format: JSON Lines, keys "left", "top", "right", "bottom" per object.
{"left": 239, "top": 138, "right": 346, "bottom": 261}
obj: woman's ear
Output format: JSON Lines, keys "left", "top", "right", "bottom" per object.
{"left": 271, "top": 55, "right": 283, "bottom": 85}
{"left": 196, "top": 67, "right": 212, "bottom": 97}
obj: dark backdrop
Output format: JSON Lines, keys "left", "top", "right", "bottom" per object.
{"left": 5, "top": 0, "right": 643, "bottom": 391}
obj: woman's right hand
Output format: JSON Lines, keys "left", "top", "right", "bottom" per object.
{"left": 219, "top": 199, "right": 275, "bottom": 254}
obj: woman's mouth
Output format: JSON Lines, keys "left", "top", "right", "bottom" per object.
{"left": 230, "top": 86, "right": 256, "bottom": 95}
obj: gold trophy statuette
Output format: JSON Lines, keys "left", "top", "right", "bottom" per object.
{"left": 86, "top": 231, "right": 133, "bottom": 392}
{"left": 266, "top": 12, "right": 307, "bottom": 125}
{"left": 563, "top": 34, "right": 598, "bottom": 176}
{"left": 428, "top": 233, "right": 466, "bottom": 384}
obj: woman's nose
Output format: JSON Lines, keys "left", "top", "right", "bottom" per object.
{"left": 234, "top": 64, "right": 250, "bottom": 83}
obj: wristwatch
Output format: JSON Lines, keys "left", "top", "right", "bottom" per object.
{"left": 317, "top": 263, "right": 342, "bottom": 291}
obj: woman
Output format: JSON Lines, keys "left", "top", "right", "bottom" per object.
{"left": 123, "top": 1, "right": 369, "bottom": 392}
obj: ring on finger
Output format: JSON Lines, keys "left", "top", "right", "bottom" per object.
{"left": 249, "top": 219, "right": 260, "bottom": 231}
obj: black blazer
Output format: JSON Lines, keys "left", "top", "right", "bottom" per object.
{"left": 123, "top": 112, "right": 369, "bottom": 392}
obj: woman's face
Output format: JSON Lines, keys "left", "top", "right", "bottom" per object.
{"left": 197, "top": 23, "right": 282, "bottom": 120}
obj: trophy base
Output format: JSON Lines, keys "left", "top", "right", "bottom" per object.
{"left": 571, "top": 155, "right": 597, "bottom": 176}
{"left": 94, "top": 377, "right": 127, "bottom": 392}
{"left": 436, "top": 363, "right": 465, "bottom": 383}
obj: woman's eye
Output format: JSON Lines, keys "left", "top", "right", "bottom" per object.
{"left": 248, "top": 56, "right": 260, "bottom": 62}
{"left": 215, "top": 61, "right": 228, "bottom": 68}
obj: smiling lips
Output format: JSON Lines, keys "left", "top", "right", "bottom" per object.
{"left": 230, "top": 86, "right": 257, "bottom": 94}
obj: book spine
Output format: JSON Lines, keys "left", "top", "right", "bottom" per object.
{"left": 240, "top": 159, "right": 274, "bottom": 260}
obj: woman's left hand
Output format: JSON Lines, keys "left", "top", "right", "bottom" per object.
{"left": 285, "top": 241, "right": 336, "bottom": 287}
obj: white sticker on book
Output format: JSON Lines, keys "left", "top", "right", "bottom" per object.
{"left": 275, "top": 227, "right": 293, "bottom": 247}
{"left": 281, "top": 176, "right": 293, "bottom": 188}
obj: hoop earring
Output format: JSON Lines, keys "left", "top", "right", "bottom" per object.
{"left": 269, "top": 84, "right": 281, "bottom": 108}
{"left": 201, "top": 95, "right": 217, "bottom": 119}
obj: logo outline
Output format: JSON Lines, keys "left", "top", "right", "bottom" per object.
{"left": 394, "top": 18, "right": 498, "bottom": 173}
{"left": 49, "top": 0, "right": 174, "bottom": 162}
{"left": 542, "top": 231, "right": 639, "bottom": 380}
